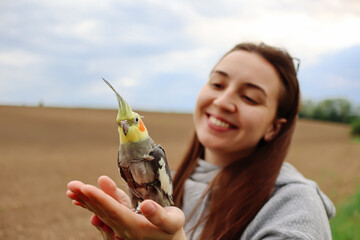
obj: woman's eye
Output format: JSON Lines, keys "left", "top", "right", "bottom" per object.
{"left": 211, "top": 82, "right": 223, "bottom": 89}
{"left": 242, "top": 96, "right": 258, "bottom": 104}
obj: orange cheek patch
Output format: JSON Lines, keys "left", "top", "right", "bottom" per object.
{"left": 139, "top": 119, "right": 146, "bottom": 132}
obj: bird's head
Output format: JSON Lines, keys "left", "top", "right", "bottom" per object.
{"left": 103, "top": 78, "right": 149, "bottom": 144}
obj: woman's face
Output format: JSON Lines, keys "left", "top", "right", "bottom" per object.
{"left": 194, "top": 50, "right": 286, "bottom": 164}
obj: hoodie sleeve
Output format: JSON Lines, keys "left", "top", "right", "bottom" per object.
{"left": 241, "top": 162, "right": 335, "bottom": 240}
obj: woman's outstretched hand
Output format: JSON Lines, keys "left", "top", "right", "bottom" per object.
{"left": 66, "top": 176, "right": 186, "bottom": 240}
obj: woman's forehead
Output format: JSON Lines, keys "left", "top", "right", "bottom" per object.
{"left": 214, "top": 50, "right": 282, "bottom": 93}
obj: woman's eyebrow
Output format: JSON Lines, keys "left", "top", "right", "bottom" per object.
{"left": 210, "top": 70, "right": 229, "bottom": 78}
{"left": 210, "top": 70, "right": 267, "bottom": 97}
{"left": 245, "top": 83, "right": 267, "bottom": 97}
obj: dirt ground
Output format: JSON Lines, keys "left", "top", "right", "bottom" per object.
{"left": 0, "top": 105, "right": 359, "bottom": 239}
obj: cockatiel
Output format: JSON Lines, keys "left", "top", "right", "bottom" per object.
{"left": 103, "top": 78, "right": 174, "bottom": 209}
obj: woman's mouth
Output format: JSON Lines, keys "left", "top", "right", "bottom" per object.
{"left": 207, "top": 114, "right": 237, "bottom": 130}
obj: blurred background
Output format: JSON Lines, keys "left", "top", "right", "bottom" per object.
{"left": 1, "top": 0, "right": 360, "bottom": 111}
{"left": 1, "top": 0, "right": 359, "bottom": 239}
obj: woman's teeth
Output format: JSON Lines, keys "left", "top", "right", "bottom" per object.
{"left": 209, "top": 116, "right": 230, "bottom": 128}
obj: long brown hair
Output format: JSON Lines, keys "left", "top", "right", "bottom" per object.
{"left": 172, "top": 43, "right": 300, "bottom": 239}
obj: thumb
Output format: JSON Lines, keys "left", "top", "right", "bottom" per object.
{"left": 140, "top": 200, "right": 185, "bottom": 234}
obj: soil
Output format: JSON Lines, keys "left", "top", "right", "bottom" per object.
{"left": 0, "top": 106, "right": 359, "bottom": 239}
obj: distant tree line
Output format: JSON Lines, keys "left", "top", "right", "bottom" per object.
{"left": 299, "top": 98, "right": 360, "bottom": 136}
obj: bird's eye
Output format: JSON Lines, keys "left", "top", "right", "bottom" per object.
{"left": 135, "top": 117, "right": 139, "bottom": 123}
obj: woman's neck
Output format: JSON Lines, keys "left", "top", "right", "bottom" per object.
{"left": 204, "top": 148, "right": 253, "bottom": 167}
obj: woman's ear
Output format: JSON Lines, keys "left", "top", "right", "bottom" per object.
{"left": 264, "top": 118, "right": 287, "bottom": 142}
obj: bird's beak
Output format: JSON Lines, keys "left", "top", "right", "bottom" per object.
{"left": 120, "top": 120, "right": 129, "bottom": 136}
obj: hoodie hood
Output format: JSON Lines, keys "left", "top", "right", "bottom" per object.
{"left": 275, "top": 162, "right": 336, "bottom": 219}
{"left": 183, "top": 160, "right": 335, "bottom": 239}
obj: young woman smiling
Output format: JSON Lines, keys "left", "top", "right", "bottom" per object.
{"left": 67, "top": 43, "right": 335, "bottom": 240}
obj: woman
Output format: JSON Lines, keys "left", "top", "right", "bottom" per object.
{"left": 67, "top": 43, "right": 335, "bottom": 239}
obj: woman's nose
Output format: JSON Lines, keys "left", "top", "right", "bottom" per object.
{"left": 213, "top": 90, "right": 236, "bottom": 112}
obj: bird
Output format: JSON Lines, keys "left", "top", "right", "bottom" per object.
{"left": 103, "top": 78, "right": 174, "bottom": 210}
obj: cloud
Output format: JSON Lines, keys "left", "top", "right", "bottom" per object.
{"left": 183, "top": 2, "right": 360, "bottom": 65}
{"left": 0, "top": 50, "right": 43, "bottom": 67}
{"left": 1, "top": 0, "right": 360, "bottom": 110}
{"left": 299, "top": 45, "right": 360, "bottom": 104}
{"left": 50, "top": 19, "right": 103, "bottom": 44}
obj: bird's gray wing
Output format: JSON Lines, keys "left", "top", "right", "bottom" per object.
{"left": 148, "top": 145, "right": 174, "bottom": 206}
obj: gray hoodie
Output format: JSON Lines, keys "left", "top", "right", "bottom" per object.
{"left": 182, "top": 160, "right": 336, "bottom": 240}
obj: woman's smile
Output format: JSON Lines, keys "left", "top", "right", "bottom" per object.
{"left": 206, "top": 113, "right": 238, "bottom": 131}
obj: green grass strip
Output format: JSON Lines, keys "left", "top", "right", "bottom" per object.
{"left": 331, "top": 189, "right": 360, "bottom": 239}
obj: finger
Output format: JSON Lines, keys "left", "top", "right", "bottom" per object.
{"left": 98, "top": 176, "right": 131, "bottom": 208}
{"left": 81, "top": 184, "right": 136, "bottom": 229}
{"left": 66, "top": 184, "right": 90, "bottom": 209}
{"left": 101, "top": 225, "right": 116, "bottom": 240}
{"left": 140, "top": 200, "right": 185, "bottom": 234}
{"left": 66, "top": 189, "right": 79, "bottom": 200}
{"left": 67, "top": 180, "right": 85, "bottom": 192}
{"left": 67, "top": 181, "right": 112, "bottom": 219}
{"left": 66, "top": 189, "right": 85, "bottom": 206}
{"left": 68, "top": 181, "right": 105, "bottom": 215}
{"left": 91, "top": 215, "right": 115, "bottom": 240}
{"left": 90, "top": 214, "right": 103, "bottom": 228}
{"left": 77, "top": 185, "right": 111, "bottom": 218}
{"left": 66, "top": 189, "right": 97, "bottom": 212}
{"left": 82, "top": 185, "right": 173, "bottom": 239}
{"left": 67, "top": 181, "right": 88, "bottom": 203}
{"left": 72, "top": 200, "right": 85, "bottom": 208}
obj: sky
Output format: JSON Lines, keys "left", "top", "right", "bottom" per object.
{"left": 1, "top": 0, "right": 360, "bottom": 113}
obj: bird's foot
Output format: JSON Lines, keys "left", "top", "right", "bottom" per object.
{"left": 132, "top": 205, "right": 143, "bottom": 215}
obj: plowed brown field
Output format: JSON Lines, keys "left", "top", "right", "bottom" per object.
{"left": 1, "top": 105, "right": 359, "bottom": 239}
